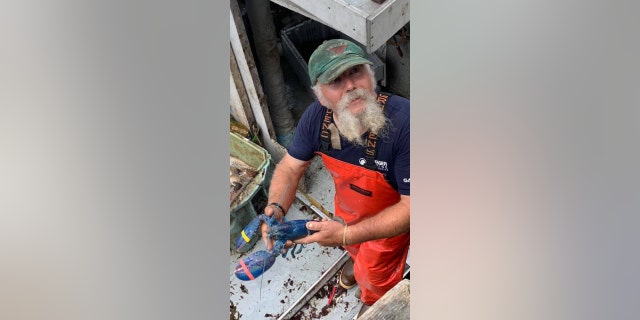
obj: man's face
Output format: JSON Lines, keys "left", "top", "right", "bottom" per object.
{"left": 315, "top": 64, "right": 388, "bottom": 145}
{"left": 317, "top": 64, "right": 375, "bottom": 114}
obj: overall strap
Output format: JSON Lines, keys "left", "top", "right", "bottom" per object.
{"left": 362, "top": 92, "right": 391, "bottom": 170}
{"left": 319, "top": 108, "right": 333, "bottom": 154}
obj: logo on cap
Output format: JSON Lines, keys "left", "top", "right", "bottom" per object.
{"left": 329, "top": 44, "right": 347, "bottom": 55}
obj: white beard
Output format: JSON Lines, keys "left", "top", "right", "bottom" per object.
{"left": 334, "top": 88, "right": 390, "bottom": 146}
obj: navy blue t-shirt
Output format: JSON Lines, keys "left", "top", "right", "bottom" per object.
{"left": 287, "top": 94, "right": 410, "bottom": 195}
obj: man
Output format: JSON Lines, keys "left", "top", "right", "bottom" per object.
{"left": 261, "top": 39, "right": 410, "bottom": 317}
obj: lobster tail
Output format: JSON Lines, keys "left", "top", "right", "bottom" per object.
{"left": 269, "top": 219, "right": 315, "bottom": 241}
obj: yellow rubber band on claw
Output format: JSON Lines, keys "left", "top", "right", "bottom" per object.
{"left": 241, "top": 230, "right": 250, "bottom": 243}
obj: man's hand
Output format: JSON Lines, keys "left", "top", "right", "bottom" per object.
{"left": 259, "top": 153, "right": 311, "bottom": 252}
{"left": 293, "top": 218, "right": 345, "bottom": 247}
{"left": 260, "top": 205, "right": 292, "bottom": 252}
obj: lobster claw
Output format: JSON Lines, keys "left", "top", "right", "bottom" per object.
{"left": 235, "top": 214, "right": 264, "bottom": 253}
{"left": 235, "top": 213, "right": 285, "bottom": 253}
{"left": 234, "top": 250, "right": 277, "bottom": 281}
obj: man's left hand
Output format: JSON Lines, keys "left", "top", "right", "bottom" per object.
{"left": 293, "top": 218, "right": 345, "bottom": 247}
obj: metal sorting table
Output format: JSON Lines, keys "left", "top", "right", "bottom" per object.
{"left": 229, "top": 156, "right": 365, "bottom": 319}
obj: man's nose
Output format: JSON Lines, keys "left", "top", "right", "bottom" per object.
{"left": 343, "top": 76, "right": 356, "bottom": 92}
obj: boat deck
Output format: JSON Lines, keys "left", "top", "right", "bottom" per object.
{"left": 230, "top": 156, "right": 366, "bottom": 319}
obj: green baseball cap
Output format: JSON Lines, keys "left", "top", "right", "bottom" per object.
{"left": 308, "top": 39, "right": 373, "bottom": 85}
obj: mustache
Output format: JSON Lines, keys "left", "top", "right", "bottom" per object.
{"left": 345, "top": 89, "right": 367, "bottom": 102}
{"left": 337, "top": 88, "right": 370, "bottom": 109}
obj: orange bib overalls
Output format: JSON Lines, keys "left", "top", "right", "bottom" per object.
{"left": 316, "top": 93, "right": 410, "bottom": 305}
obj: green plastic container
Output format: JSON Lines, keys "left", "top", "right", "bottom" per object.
{"left": 230, "top": 132, "right": 274, "bottom": 252}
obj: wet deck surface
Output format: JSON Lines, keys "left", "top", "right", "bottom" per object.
{"left": 230, "top": 156, "right": 365, "bottom": 319}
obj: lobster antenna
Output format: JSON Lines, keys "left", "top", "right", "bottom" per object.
{"left": 259, "top": 252, "right": 267, "bottom": 303}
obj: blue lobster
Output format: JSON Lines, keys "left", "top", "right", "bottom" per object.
{"left": 234, "top": 214, "right": 315, "bottom": 281}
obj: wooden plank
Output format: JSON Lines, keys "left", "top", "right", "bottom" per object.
{"left": 358, "top": 279, "right": 410, "bottom": 320}
{"left": 229, "top": 73, "right": 248, "bottom": 128}
{"left": 229, "top": 14, "right": 267, "bottom": 141}
{"left": 230, "top": 45, "right": 258, "bottom": 136}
